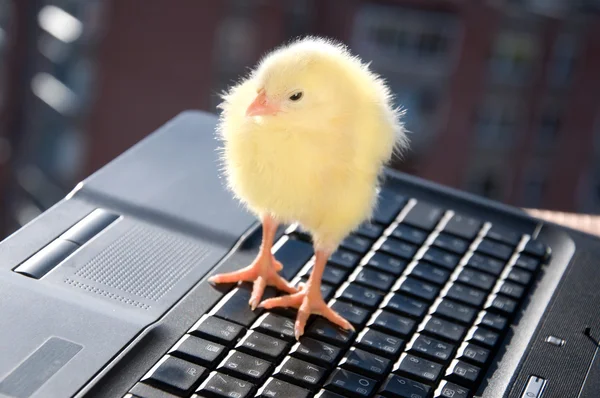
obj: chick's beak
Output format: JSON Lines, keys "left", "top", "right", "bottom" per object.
{"left": 246, "top": 90, "right": 280, "bottom": 117}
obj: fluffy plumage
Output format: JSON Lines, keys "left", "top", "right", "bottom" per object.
{"left": 210, "top": 36, "right": 408, "bottom": 338}
{"left": 216, "top": 36, "right": 407, "bottom": 251}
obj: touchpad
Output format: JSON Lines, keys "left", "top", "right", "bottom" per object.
{"left": 40, "top": 215, "right": 231, "bottom": 319}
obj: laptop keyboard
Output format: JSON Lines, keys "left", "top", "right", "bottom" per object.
{"left": 124, "top": 190, "right": 550, "bottom": 398}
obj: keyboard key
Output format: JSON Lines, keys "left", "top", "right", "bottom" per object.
{"left": 485, "top": 294, "right": 518, "bottom": 316}
{"left": 129, "top": 383, "right": 181, "bottom": 398}
{"left": 369, "top": 309, "right": 416, "bottom": 337}
{"left": 432, "top": 299, "right": 477, "bottom": 324}
{"left": 315, "top": 391, "right": 345, "bottom": 398}
{"left": 383, "top": 293, "right": 428, "bottom": 319}
{"left": 365, "top": 252, "right": 408, "bottom": 276}
{"left": 476, "top": 239, "right": 513, "bottom": 261}
{"left": 466, "top": 253, "right": 505, "bottom": 276}
{"left": 524, "top": 239, "right": 549, "bottom": 258}
{"left": 307, "top": 265, "right": 348, "bottom": 286}
{"left": 339, "top": 347, "right": 391, "bottom": 379}
{"left": 456, "top": 343, "right": 490, "bottom": 366}
{"left": 217, "top": 350, "right": 271, "bottom": 383}
{"left": 379, "top": 238, "right": 418, "bottom": 260}
{"left": 486, "top": 225, "right": 521, "bottom": 245}
{"left": 394, "top": 353, "right": 443, "bottom": 384}
{"left": 273, "top": 356, "right": 326, "bottom": 390}
{"left": 356, "top": 222, "right": 384, "bottom": 239}
{"left": 329, "top": 249, "right": 361, "bottom": 270}
{"left": 434, "top": 380, "right": 470, "bottom": 398}
{"left": 445, "top": 359, "right": 480, "bottom": 387}
{"left": 403, "top": 201, "right": 444, "bottom": 231}
{"left": 337, "top": 283, "right": 383, "bottom": 308}
{"left": 422, "top": 248, "right": 460, "bottom": 270}
{"left": 506, "top": 267, "right": 532, "bottom": 285}
{"left": 190, "top": 315, "right": 245, "bottom": 346}
{"left": 324, "top": 368, "right": 377, "bottom": 397}
{"left": 379, "top": 374, "right": 431, "bottom": 398}
{"left": 456, "top": 268, "right": 496, "bottom": 291}
{"left": 168, "top": 335, "right": 225, "bottom": 367}
{"left": 456, "top": 342, "right": 490, "bottom": 366}
{"left": 373, "top": 190, "right": 408, "bottom": 224}
{"left": 330, "top": 300, "right": 370, "bottom": 327}
{"left": 257, "top": 377, "right": 310, "bottom": 398}
{"left": 197, "top": 372, "right": 253, "bottom": 398}
{"left": 296, "top": 280, "right": 336, "bottom": 302}
{"left": 141, "top": 355, "right": 205, "bottom": 395}
{"left": 514, "top": 254, "right": 540, "bottom": 272}
{"left": 475, "top": 311, "right": 507, "bottom": 332}
{"left": 341, "top": 234, "right": 373, "bottom": 254}
{"left": 356, "top": 328, "right": 404, "bottom": 358}
{"left": 497, "top": 281, "right": 526, "bottom": 300}
{"left": 396, "top": 277, "right": 440, "bottom": 302}
{"left": 274, "top": 239, "right": 315, "bottom": 280}
{"left": 406, "top": 334, "right": 454, "bottom": 363}
{"left": 253, "top": 313, "right": 296, "bottom": 341}
{"left": 212, "top": 284, "right": 275, "bottom": 327}
{"left": 354, "top": 268, "right": 395, "bottom": 291}
{"left": 444, "top": 214, "right": 482, "bottom": 240}
{"left": 290, "top": 337, "right": 341, "bottom": 367}
{"left": 236, "top": 331, "right": 288, "bottom": 361}
{"left": 306, "top": 318, "right": 355, "bottom": 347}
{"left": 445, "top": 284, "right": 486, "bottom": 307}
{"left": 433, "top": 233, "right": 469, "bottom": 254}
{"left": 421, "top": 316, "right": 465, "bottom": 343}
{"left": 466, "top": 326, "right": 500, "bottom": 349}
{"left": 391, "top": 224, "right": 428, "bottom": 245}
{"left": 409, "top": 262, "right": 450, "bottom": 285}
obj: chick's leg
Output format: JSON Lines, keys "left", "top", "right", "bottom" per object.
{"left": 208, "top": 215, "right": 297, "bottom": 309}
{"left": 260, "top": 249, "right": 354, "bottom": 340}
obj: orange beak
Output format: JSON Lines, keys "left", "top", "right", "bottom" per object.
{"left": 246, "top": 90, "right": 280, "bottom": 117}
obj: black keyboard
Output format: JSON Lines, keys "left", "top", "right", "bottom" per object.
{"left": 124, "top": 190, "right": 550, "bottom": 398}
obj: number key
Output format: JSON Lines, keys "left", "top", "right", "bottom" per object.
{"left": 406, "top": 334, "right": 455, "bottom": 363}
{"left": 355, "top": 328, "right": 404, "bottom": 358}
{"left": 339, "top": 347, "right": 391, "bottom": 379}
{"left": 394, "top": 353, "right": 443, "bottom": 384}
{"left": 324, "top": 368, "right": 376, "bottom": 397}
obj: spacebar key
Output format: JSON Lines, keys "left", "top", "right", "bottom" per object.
{"left": 274, "top": 238, "right": 314, "bottom": 280}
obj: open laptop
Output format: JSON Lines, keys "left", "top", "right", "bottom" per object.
{"left": 0, "top": 110, "right": 598, "bottom": 398}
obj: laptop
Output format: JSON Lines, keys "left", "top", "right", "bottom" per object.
{"left": 0, "top": 110, "right": 598, "bottom": 398}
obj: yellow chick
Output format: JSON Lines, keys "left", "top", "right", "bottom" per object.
{"left": 209, "top": 36, "right": 408, "bottom": 339}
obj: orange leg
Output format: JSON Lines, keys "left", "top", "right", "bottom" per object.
{"left": 208, "top": 215, "right": 297, "bottom": 309}
{"left": 259, "top": 248, "right": 354, "bottom": 340}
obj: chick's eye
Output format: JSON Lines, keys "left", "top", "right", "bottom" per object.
{"left": 289, "top": 92, "right": 303, "bottom": 101}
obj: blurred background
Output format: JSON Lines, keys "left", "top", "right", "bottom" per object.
{"left": 0, "top": 0, "right": 599, "bottom": 240}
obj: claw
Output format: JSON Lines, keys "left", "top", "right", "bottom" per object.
{"left": 258, "top": 283, "right": 353, "bottom": 340}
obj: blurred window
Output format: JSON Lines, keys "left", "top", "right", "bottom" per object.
{"left": 476, "top": 97, "right": 521, "bottom": 148}
{"left": 548, "top": 33, "right": 578, "bottom": 87}
{"left": 489, "top": 30, "right": 538, "bottom": 85}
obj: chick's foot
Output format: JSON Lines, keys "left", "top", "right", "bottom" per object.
{"left": 208, "top": 215, "right": 296, "bottom": 310}
{"left": 260, "top": 281, "right": 354, "bottom": 340}
{"left": 209, "top": 252, "right": 297, "bottom": 310}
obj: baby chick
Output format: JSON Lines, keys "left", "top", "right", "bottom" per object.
{"left": 209, "top": 36, "right": 407, "bottom": 339}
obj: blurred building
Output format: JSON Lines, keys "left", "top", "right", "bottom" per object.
{"left": 0, "top": 0, "right": 599, "bottom": 239}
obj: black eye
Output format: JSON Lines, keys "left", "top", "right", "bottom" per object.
{"left": 289, "top": 92, "right": 303, "bottom": 101}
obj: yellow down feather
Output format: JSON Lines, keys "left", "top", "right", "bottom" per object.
{"left": 216, "top": 37, "right": 407, "bottom": 251}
